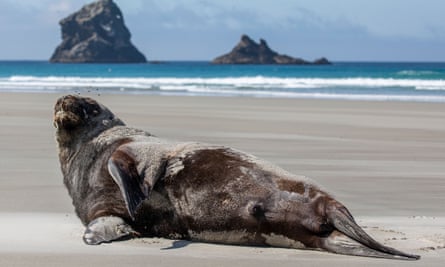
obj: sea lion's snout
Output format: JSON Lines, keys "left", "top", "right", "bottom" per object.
{"left": 53, "top": 95, "right": 100, "bottom": 129}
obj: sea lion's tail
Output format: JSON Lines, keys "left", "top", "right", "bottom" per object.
{"left": 322, "top": 206, "right": 420, "bottom": 260}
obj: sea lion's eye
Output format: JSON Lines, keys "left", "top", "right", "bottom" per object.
{"left": 93, "top": 110, "right": 99, "bottom": 115}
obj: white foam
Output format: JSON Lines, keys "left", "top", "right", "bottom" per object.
{"left": 396, "top": 70, "right": 440, "bottom": 76}
{"left": 1, "top": 76, "right": 445, "bottom": 102}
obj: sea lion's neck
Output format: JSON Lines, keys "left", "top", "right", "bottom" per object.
{"left": 56, "top": 117, "right": 126, "bottom": 158}
{"left": 58, "top": 124, "right": 152, "bottom": 174}
{"left": 58, "top": 141, "right": 82, "bottom": 177}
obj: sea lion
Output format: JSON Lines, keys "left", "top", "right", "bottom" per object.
{"left": 54, "top": 95, "right": 420, "bottom": 260}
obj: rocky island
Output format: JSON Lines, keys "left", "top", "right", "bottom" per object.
{"left": 212, "top": 35, "right": 330, "bottom": 65}
{"left": 50, "top": 0, "right": 146, "bottom": 63}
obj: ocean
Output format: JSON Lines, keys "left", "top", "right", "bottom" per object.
{"left": 1, "top": 61, "right": 445, "bottom": 102}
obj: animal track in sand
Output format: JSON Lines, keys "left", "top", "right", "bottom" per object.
{"left": 419, "top": 246, "right": 445, "bottom": 251}
{"left": 419, "top": 234, "right": 445, "bottom": 251}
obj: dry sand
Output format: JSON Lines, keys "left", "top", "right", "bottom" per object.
{"left": 0, "top": 92, "right": 444, "bottom": 266}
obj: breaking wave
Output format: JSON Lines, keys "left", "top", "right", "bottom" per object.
{"left": 1, "top": 76, "right": 445, "bottom": 102}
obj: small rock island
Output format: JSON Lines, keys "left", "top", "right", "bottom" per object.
{"left": 212, "top": 35, "right": 330, "bottom": 65}
{"left": 50, "top": 0, "right": 146, "bottom": 63}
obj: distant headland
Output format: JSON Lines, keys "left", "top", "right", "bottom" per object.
{"left": 50, "top": 0, "right": 146, "bottom": 63}
{"left": 212, "top": 35, "right": 330, "bottom": 65}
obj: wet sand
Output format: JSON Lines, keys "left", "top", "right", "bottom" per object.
{"left": 0, "top": 92, "right": 444, "bottom": 266}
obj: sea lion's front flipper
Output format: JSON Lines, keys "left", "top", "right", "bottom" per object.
{"left": 83, "top": 216, "right": 139, "bottom": 245}
{"left": 108, "top": 148, "right": 148, "bottom": 220}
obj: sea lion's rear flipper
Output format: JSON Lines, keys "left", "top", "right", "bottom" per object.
{"left": 322, "top": 205, "right": 420, "bottom": 260}
{"left": 108, "top": 149, "right": 149, "bottom": 220}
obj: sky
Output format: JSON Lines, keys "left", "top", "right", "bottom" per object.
{"left": 0, "top": 0, "right": 444, "bottom": 61}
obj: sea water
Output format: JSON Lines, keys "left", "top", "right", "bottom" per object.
{"left": 1, "top": 61, "right": 445, "bottom": 102}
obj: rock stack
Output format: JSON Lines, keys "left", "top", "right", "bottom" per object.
{"left": 50, "top": 0, "right": 146, "bottom": 63}
{"left": 213, "top": 35, "right": 330, "bottom": 65}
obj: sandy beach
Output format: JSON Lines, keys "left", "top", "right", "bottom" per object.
{"left": 0, "top": 92, "right": 444, "bottom": 266}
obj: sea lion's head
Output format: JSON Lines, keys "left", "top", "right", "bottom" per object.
{"left": 54, "top": 95, "right": 124, "bottom": 147}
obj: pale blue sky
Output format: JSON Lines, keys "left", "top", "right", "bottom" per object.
{"left": 0, "top": 0, "right": 444, "bottom": 61}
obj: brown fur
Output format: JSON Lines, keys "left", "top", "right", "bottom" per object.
{"left": 276, "top": 179, "right": 306, "bottom": 194}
